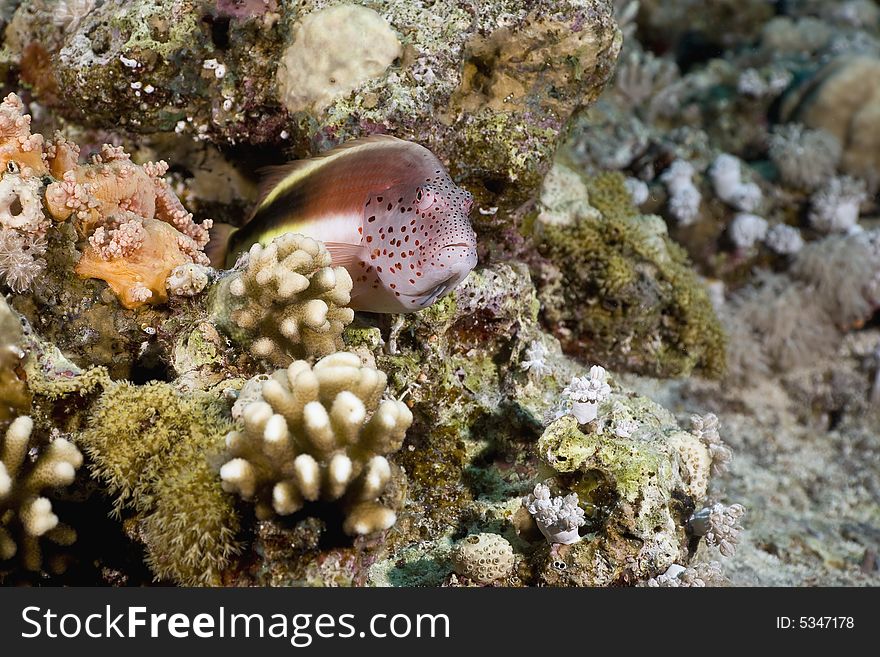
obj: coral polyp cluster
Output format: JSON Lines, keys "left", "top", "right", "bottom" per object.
{"left": 221, "top": 352, "right": 412, "bottom": 536}
{"left": 0, "top": 92, "right": 212, "bottom": 307}
{"left": 44, "top": 143, "right": 212, "bottom": 308}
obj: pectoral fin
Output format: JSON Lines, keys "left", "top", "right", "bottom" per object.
{"left": 323, "top": 241, "right": 368, "bottom": 269}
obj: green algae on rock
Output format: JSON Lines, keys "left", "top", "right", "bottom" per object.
{"left": 531, "top": 401, "right": 712, "bottom": 586}
{"left": 534, "top": 166, "right": 726, "bottom": 378}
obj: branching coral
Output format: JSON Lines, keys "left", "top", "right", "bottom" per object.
{"left": 220, "top": 352, "right": 412, "bottom": 535}
{"left": 78, "top": 382, "right": 240, "bottom": 586}
{"left": 728, "top": 213, "right": 768, "bottom": 250}
{"left": 710, "top": 154, "right": 762, "bottom": 212}
{"left": 1, "top": 416, "right": 81, "bottom": 572}
{"left": 0, "top": 296, "right": 30, "bottom": 421}
{"left": 660, "top": 160, "right": 701, "bottom": 225}
{"left": 764, "top": 224, "right": 804, "bottom": 255}
{"left": 210, "top": 233, "right": 354, "bottom": 365}
{"left": 522, "top": 482, "right": 585, "bottom": 545}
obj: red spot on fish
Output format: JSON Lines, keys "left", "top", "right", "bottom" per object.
{"left": 358, "top": 226, "right": 363, "bottom": 234}
{"left": 366, "top": 236, "right": 373, "bottom": 243}
{"left": 368, "top": 216, "right": 376, "bottom": 222}
{"left": 377, "top": 266, "right": 383, "bottom": 272}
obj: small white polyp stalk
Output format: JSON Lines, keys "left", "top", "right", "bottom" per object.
{"left": 0, "top": 463, "right": 11, "bottom": 497}
{"left": 275, "top": 271, "right": 310, "bottom": 298}
{"left": 310, "top": 266, "right": 336, "bottom": 293}
{"left": 0, "top": 528, "right": 16, "bottom": 559}
{"left": 302, "top": 401, "right": 336, "bottom": 452}
{"left": 293, "top": 453, "right": 321, "bottom": 501}
{"left": 359, "top": 456, "right": 391, "bottom": 500}
{"left": 243, "top": 401, "right": 273, "bottom": 437}
{"left": 278, "top": 316, "right": 302, "bottom": 342}
{"left": 28, "top": 456, "right": 76, "bottom": 488}
{"left": 261, "top": 414, "right": 290, "bottom": 459}
{"left": 327, "top": 453, "right": 353, "bottom": 499}
{"left": 219, "top": 458, "right": 257, "bottom": 498}
{"left": 329, "top": 391, "right": 366, "bottom": 444}
{"left": 21, "top": 497, "right": 58, "bottom": 536}
{"left": 251, "top": 337, "right": 277, "bottom": 358}
{"left": 344, "top": 503, "right": 396, "bottom": 536}
{"left": 301, "top": 299, "right": 329, "bottom": 330}
{"left": 272, "top": 480, "right": 304, "bottom": 515}
{"left": 229, "top": 277, "right": 246, "bottom": 297}
{"left": 570, "top": 400, "right": 598, "bottom": 424}
{"left": 225, "top": 429, "right": 247, "bottom": 452}
{"left": 2, "top": 415, "right": 32, "bottom": 476}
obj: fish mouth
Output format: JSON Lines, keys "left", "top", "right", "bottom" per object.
{"left": 418, "top": 275, "right": 457, "bottom": 307}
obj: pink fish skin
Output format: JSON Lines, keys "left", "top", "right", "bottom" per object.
{"left": 210, "top": 135, "right": 478, "bottom": 313}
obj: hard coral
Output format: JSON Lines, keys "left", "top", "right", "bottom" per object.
{"left": 210, "top": 233, "right": 354, "bottom": 366}
{"left": 0, "top": 296, "right": 30, "bottom": 421}
{"left": 277, "top": 4, "right": 402, "bottom": 114}
{"left": 220, "top": 352, "right": 412, "bottom": 536}
{"left": 451, "top": 533, "right": 515, "bottom": 584}
{"left": 1, "top": 416, "right": 81, "bottom": 572}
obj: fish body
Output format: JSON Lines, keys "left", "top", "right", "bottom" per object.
{"left": 214, "top": 136, "right": 478, "bottom": 313}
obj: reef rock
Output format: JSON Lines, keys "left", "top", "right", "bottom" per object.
{"left": 4, "top": 0, "right": 621, "bottom": 235}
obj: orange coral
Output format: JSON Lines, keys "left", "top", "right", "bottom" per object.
{"left": 0, "top": 92, "right": 212, "bottom": 308}
{"left": 75, "top": 218, "right": 190, "bottom": 309}
{"left": 0, "top": 94, "right": 47, "bottom": 177}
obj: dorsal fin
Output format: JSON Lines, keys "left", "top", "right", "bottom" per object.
{"left": 250, "top": 134, "right": 406, "bottom": 222}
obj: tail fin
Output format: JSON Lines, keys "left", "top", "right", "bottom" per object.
{"left": 205, "top": 223, "right": 238, "bottom": 269}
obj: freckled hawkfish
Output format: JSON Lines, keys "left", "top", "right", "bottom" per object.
{"left": 208, "top": 135, "right": 478, "bottom": 313}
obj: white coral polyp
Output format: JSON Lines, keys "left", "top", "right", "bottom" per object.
{"left": 523, "top": 483, "right": 585, "bottom": 545}
{"left": 563, "top": 365, "right": 611, "bottom": 424}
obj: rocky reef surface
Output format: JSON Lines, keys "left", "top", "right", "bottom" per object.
{"left": 0, "top": 0, "right": 876, "bottom": 588}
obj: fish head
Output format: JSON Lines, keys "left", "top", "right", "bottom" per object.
{"left": 361, "top": 179, "right": 478, "bottom": 311}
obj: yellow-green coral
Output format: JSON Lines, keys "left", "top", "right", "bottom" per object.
{"left": 78, "top": 381, "right": 239, "bottom": 585}
{"left": 538, "top": 172, "right": 726, "bottom": 377}
{"left": 584, "top": 171, "right": 639, "bottom": 222}
{"left": 0, "top": 296, "right": 30, "bottom": 420}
